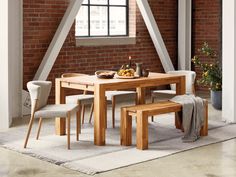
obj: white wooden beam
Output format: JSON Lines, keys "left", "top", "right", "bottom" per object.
{"left": 222, "top": 0, "right": 236, "bottom": 123}
{"left": 178, "top": 0, "right": 192, "bottom": 70}
{"left": 136, "top": 0, "right": 174, "bottom": 72}
{"left": 34, "top": 0, "right": 83, "bottom": 80}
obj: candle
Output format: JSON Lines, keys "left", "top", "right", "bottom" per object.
{"left": 129, "top": 56, "right": 132, "bottom": 68}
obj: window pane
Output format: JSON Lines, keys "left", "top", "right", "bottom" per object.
{"left": 109, "top": 0, "right": 126, "bottom": 5}
{"left": 75, "top": 6, "right": 88, "bottom": 36}
{"left": 82, "top": 0, "right": 88, "bottom": 4}
{"left": 90, "top": 6, "right": 108, "bottom": 36}
{"left": 90, "top": 0, "right": 108, "bottom": 5}
{"left": 110, "top": 7, "right": 127, "bottom": 35}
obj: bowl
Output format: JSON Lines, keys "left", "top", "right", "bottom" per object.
{"left": 95, "top": 70, "right": 116, "bottom": 79}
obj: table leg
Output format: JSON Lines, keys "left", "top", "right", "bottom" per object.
{"left": 55, "top": 79, "right": 66, "bottom": 135}
{"left": 175, "top": 76, "right": 186, "bottom": 129}
{"left": 94, "top": 85, "right": 106, "bottom": 146}
{"left": 136, "top": 87, "right": 146, "bottom": 104}
{"left": 176, "top": 76, "right": 186, "bottom": 95}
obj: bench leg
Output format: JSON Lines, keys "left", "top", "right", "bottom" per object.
{"left": 200, "top": 101, "right": 208, "bottom": 136}
{"left": 175, "top": 112, "right": 182, "bottom": 130}
{"left": 120, "top": 108, "right": 132, "bottom": 146}
{"left": 136, "top": 111, "right": 148, "bottom": 150}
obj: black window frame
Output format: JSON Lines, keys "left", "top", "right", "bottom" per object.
{"left": 76, "top": 0, "right": 129, "bottom": 37}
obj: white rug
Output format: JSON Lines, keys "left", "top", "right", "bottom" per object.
{"left": 0, "top": 113, "right": 235, "bottom": 175}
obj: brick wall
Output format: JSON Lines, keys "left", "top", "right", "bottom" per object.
{"left": 23, "top": 0, "right": 222, "bottom": 101}
{"left": 23, "top": 0, "right": 178, "bottom": 102}
{"left": 192, "top": 0, "right": 222, "bottom": 91}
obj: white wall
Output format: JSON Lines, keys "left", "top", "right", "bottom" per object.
{"left": 222, "top": 0, "right": 236, "bottom": 123}
{"left": 9, "top": 0, "right": 22, "bottom": 119}
{"left": 0, "top": 0, "right": 10, "bottom": 130}
{"left": 0, "top": 0, "right": 22, "bottom": 131}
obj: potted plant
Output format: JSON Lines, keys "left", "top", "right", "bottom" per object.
{"left": 192, "top": 42, "right": 222, "bottom": 110}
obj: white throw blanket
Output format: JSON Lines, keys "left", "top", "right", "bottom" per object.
{"left": 171, "top": 95, "right": 205, "bottom": 142}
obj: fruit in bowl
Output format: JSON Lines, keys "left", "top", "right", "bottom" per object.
{"left": 95, "top": 70, "right": 116, "bottom": 79}
{"left": 117, "top": 68, "right": 135, "bottom": 77}
{"left": 117, "top": 64, "right": 135, "bottom": 77}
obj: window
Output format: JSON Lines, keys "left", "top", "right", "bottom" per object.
{"left": 75, "top": 0, "right": 129, "bottom": 37}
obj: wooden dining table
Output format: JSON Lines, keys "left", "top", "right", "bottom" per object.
{"left": 55, "top": 72, "right": 186, "bottom": 146}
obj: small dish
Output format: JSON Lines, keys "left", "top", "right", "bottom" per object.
{"left": 95, "top": 70, "right": 116, "bottom": 79}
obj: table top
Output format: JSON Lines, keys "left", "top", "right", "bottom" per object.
{"left": 57, "top": 72, "right": 185, "bottom": 87}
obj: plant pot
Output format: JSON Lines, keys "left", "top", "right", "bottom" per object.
{"left": 210, "top": 90, "right": 222, "bottom": 110}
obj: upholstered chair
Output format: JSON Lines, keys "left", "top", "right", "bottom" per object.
{"left": 106, "top": 91, "right": 137, "bottom": 128}
{"left": 24, "top": 81, "right": 78, "bottom": 149}
{"left": 61, "top": 73, "right": 94, "bottom": 125}
{"left": 151, "top": 70, "right": 196, "bottom": 99}
{"left": 151, "top": 70, "right": 196, "bottom": 121}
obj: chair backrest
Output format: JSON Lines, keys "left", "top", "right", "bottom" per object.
{"left": 27, "top": 81, "right": 52, "bottom": 112}
{"left": 167, "top": 70, "right": 196, "bottom": 94}
{"left": 61, "top": 73, "right": 89, "bottom": 94}
{"left": 61, "top": 73, "right": 87, "bottom": 78}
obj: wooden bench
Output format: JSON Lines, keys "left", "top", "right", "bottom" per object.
{"left": 120, "top": 100, "right": 208, "bottom": 150}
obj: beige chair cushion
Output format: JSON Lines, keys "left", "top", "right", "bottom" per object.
{"left": 66, "top": 95, "right": 94, "bottom": 105}
{"left": 106, "top": 91, "right": 136, "bottom": 101}
{"left": 168, "top": 70, "right": 196, "bottom": 94}
{"left": 152, "top": 70, "right": 196, "bottom": 97}
{"left": 34, "top": 104, "right": 78, "bottom": 118}
{"left": 152, "top": 90, "right": 176, "bottom": 96}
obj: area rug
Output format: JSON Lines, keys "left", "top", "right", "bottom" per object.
{"left": 0, "top": 112, "right": 235, "bottom": 175}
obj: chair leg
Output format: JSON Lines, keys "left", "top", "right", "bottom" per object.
{"left": 105, "top": 99, "right": 107, "bottom": 129}
{"left": 67, "top": 112, "right": 71, "bottom": 150}
{"left": 81, "top": 104, "right": 85, "bottom": 124}
{"left": 36, "top": 118, "right": 43, "bottom": 140}
{"left": 151, "top": 96, "right": 155, "bottom": 122}
{"left": 135, "top": 93, "right": 138, "bottom": 105}
{"left": 192, "top": 83, "right": 196, "bottom": 95}
{"left": 76, "top": 105, "right": 82, "bottom": 141}
{"left": 89, "top": 103, "right": 94, "bottom": 123}
{"left": 112, "top": 96, "right": 116, "bottom": 128}
{"left": 24, "top": 115, "right": 35, "bottom": 148}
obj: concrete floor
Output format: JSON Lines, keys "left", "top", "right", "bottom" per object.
{"left": 0, "top": 92, "right": 233, "bottom": 177}
{"left": 1, "top": 139, "right": 236, "bottom": 177}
